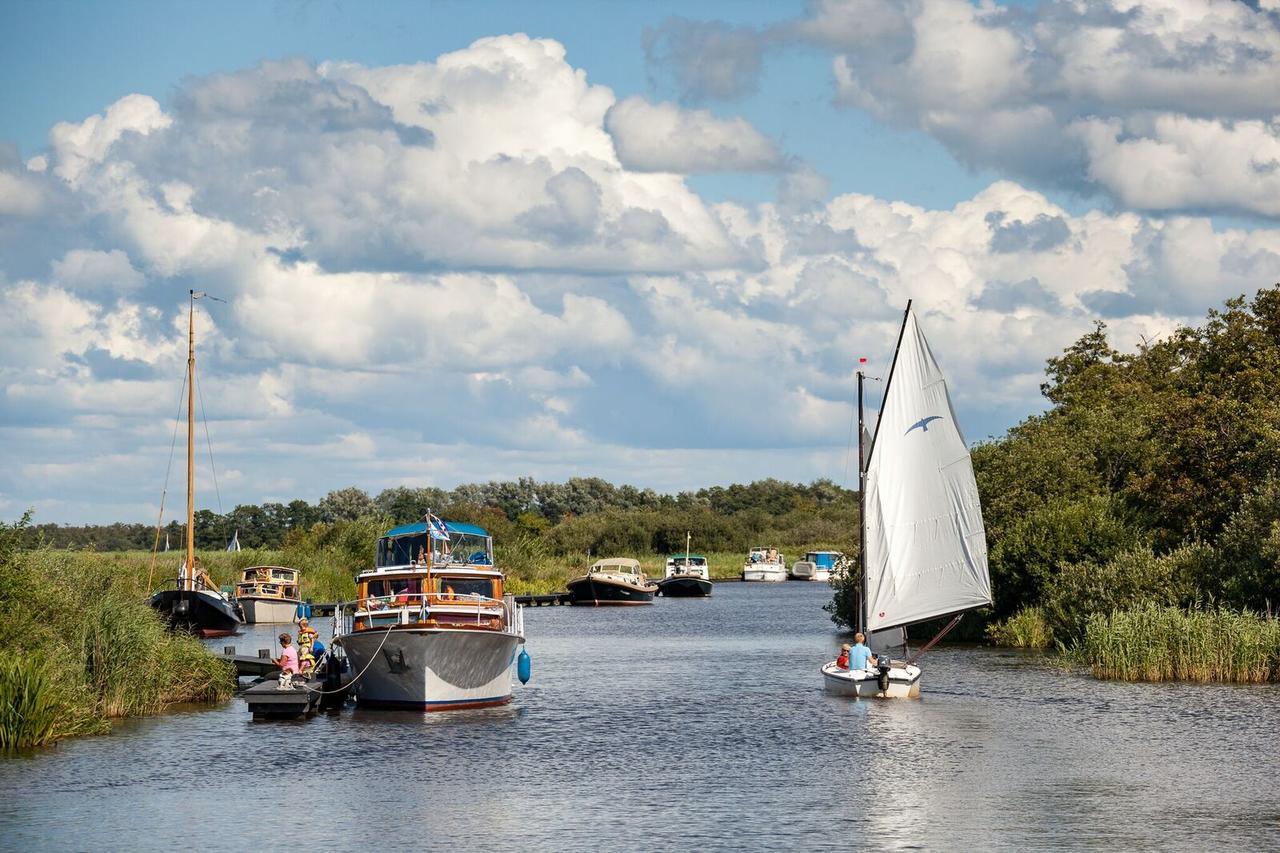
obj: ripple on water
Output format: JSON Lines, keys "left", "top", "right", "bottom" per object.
{"left": 1, "top": 583, "right": 1278, "bottom": 851}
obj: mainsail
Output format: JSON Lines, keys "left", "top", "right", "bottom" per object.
{"left": 862, "top": 307, "right": 992, "bottom": 633}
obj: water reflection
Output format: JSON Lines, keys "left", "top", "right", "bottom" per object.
{"left": 1, "top": 583, "right": 1278, "bottom": 851}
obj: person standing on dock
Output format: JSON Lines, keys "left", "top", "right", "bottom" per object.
{"left": 296, "top": 617, "right": 318, "bottom": 674}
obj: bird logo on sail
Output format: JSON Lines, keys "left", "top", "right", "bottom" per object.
{"left": 905, "top": 415, "right": 943, "bottom": 435}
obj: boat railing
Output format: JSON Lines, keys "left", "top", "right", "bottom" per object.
{"left": 331, "top": 592, "right": 524, "bottom": 638}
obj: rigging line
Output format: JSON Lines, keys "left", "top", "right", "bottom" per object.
{"left": 841, "top": 381, "right": 857, "bottom": 488}
{"left": 194, "top": 364, "right": 225, "bottom": 529}
{"left": 148, "top": 369, "right": 189, "bottom": 593}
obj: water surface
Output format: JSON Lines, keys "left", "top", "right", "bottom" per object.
{"left": 2, "top": 583, "right": 1277, "bottom": 850}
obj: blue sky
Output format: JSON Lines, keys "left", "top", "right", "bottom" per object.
{"left": 3, "top": 0, "right": 1280, "bottom": 522}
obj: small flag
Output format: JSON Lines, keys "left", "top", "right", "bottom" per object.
{"left": 858, "top": 357, "right": 868, "bottom": 364}
{"left": 427, "top": 515, "right": 450, "bottom": 541}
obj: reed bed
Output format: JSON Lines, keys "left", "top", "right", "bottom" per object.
{"left": 0, "top": 544, "right": 235, "bottom": 751}
{"left": 1083, "top": 604, "right": 1280, "bottom": 683}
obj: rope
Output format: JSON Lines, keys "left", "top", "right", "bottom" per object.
{"left": 906, "top": 613, "right": 964, "bottom": 665}
{"left": 147, "top": 369, "right": 188, "bottom": 592}
{"left": 300, "top": 623, "right": 396, "bottom": 696}
{"left": 195, "top": 367, "right": 224, "bottom": 521}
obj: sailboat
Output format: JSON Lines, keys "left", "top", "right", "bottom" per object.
{"left": 822, "top": 301, "right": 992, "bottom": 698}
{"left": 148, "top": 290, "right": 244, "bottom": 638}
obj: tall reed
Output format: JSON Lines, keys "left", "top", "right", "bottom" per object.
{"left": 0, "top": 655, "right": 61, "bottom": 751}
{"left": 1083, "top": 604, "right": 1280, "bottom": 683}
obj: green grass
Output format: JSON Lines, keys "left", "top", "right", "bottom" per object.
{"left": 1082, "top": 604, "right": 1280, "bottom": 683}
{"left": 986, "top": 607, "right": 1055, "bottom": 649}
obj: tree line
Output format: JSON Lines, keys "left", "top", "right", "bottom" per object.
{"left": 26, "top": 478, "right": 858, "bottom": 556}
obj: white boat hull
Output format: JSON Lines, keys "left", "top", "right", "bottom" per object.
{"left": 337, "top": 627, "right": 522, "bottom": 710}
{"left": 742, "top": 564, "right": 787, "bottom": 582}
{"left": 821, "top": 661, "right": 922, "bottom": 699}
{"left": 788, "top": 563, "right": 831, "bottom": 582}
{"left": 238, "top": 597, "right": 300, "bottom": 624}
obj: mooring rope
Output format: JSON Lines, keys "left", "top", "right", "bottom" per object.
{"left": 299, "top": 623, "right": 397, "bottom": 696}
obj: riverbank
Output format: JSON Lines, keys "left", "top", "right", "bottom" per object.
{"left": 0, "top": 537, "right": 235, "bottom": 751}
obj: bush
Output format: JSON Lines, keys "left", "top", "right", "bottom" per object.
{"left": 986, "top": 607, "right": 1054, "bottom": 649}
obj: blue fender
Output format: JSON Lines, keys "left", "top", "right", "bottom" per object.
{"left": 517, "top": 648, "right": 531, "bottom": 685}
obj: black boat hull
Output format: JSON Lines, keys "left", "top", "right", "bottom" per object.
{"left": 566, "top": 576, "right": 656, "bottom": 606}
{"left": 657, "top": 576, "right": 713, "bottom": 597}
{"left": 149, "top": 588, "right": 244, "bottom": 637}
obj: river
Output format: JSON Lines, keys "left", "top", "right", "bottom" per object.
{"left": 2, "top": 582, "right": 1277, "bottom": 850}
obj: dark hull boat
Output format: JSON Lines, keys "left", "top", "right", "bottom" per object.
{"left": 656, "top": 575, "right": 712, "bottom": 597}
{"left": 566, "top": 575, "right": 656, "bottom": 606}
{"left": 149, "top": 587, "right": 243, "bottom": 638}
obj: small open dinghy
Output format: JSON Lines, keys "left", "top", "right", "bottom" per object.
{"left": 823, "top": 301, "right": 993, "bottom": 698}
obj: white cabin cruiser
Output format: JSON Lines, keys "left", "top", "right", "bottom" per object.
{"left": 741, "top": 546, "right": 786, "bottom": 582}
{"left": 822, "top": 302, "right": 993, "bottom": 699}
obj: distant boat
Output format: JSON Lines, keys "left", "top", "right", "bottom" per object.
{"left": 332, "top": 518, "right": 527, "bottom": 710}
{"left": 566, "top": 558, "right": 658, "bottom": 606}
{"left": 658, "top": 536, "right": 712, "bottom": 597}
{"left": 148, "top": 291, "right": 244, "bottom": 638}
{"left": 741, "top": 546, "right": 786, "bottom": 582}
{"left": 235, "top": 566, "right": 302, "bottom": 623}
{"left": 790, "top": 550, "right": 842, "bottom": 581}
{"left": 822, "top": 301, "right": 992, "bottom": 699}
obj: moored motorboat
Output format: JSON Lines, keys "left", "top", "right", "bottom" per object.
{"left": 821, "top": 302, "right": 993, "bottom": 699}
{"left": 790, "top": 551, "right": 842, "bottom": 581}
{"left": 235, "top": 566, "right": 302, "bottom": 623}
{"left": 332, "top": 518, "right": 527, "bottom": 710}
{"left": 567, "top": 558, "right": 658, "bottom": 605}
{"left": 741, "top": 546, "right": 786, "bottom": 582}
{"left": 657, "top": 551, "right": 712, "bottom": 597}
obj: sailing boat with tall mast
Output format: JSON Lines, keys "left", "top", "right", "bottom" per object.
{"left": 148, "top": 290, "right": 243, "bottom": 638}
{"left": 822, "top": 301, "right": 992, "bottom": 698}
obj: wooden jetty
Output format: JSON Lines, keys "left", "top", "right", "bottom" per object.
{"left": 242, "top": 677, "right": 321, "bottom": 718}
{"left": 513, "top": 592, "right": 571, "bottom": 606}
{"left": 218, "top": 646, "right": 280, "bottom": 677}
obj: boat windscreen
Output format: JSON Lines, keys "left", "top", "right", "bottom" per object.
{"left": 435, "top": 577, "right": 494, "bottom": 598}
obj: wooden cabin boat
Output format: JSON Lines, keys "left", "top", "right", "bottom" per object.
{"left": 332, "top": 519, "right": 526, "bottom": 710}
{"left": 657, "top": 553, "right": 712, "bottom": 597}
{"left": 235, "top": 566, "right": 302, "bottom": 623}
{"left": 741, "top": 546, "right": 786, "bottom": 582}
{"left": 148, "top": 291, "right": 243, "bottom": 638}
{"left": 566, "top": 558, "right": 658, "bottom": 606}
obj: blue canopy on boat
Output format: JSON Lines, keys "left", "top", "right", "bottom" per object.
{"left": 383, "top": 521, "right": 490, "bottom": 538}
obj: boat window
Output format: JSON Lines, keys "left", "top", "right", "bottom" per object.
{"left": 378, "top": 534, "right": 428, "bottom": 567}
{"left": 283, "top": 586, "right": 296, "bottom": 598}
{"left": 271, "top": 569, "right": 294, "bottom": 580}
{"left": 366, "top": 578, "right": 422, "bottom": 597}
{"left": 435, "top": 578, "right": 494, "bottom": 599}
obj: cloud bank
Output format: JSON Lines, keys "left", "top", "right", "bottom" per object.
{"left": 2, "top": 30, "right": 1278, "bottom": 522}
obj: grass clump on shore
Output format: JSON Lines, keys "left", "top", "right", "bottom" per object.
{"left": 1082, "top": 604, "right": 1280, "bottom": 683}
{"left": 986, "top": 607, "right": 1055, "bottom": 649}
{"left": 0, "top": 515, "right": 235, "bottom": 752}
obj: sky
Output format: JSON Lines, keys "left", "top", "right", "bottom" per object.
{"left": 3, "top": 0, "right": 1280, "bottom": 524}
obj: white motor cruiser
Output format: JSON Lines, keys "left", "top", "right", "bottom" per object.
{"left": 741, "top": 547, "right": 786, "bottom": 582}
{"left": 822, "top": 302, "right": 993, "bottom": 699}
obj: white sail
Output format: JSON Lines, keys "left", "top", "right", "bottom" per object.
{"left": 863, "top": 308, "right": 992, "bottom": 632}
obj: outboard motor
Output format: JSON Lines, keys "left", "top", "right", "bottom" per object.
{"left": 877, "top": 658, "right": 892, "bottom": 693}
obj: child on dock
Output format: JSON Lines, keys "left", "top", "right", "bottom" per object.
{"left": 273, "top": 633, "right": 300, "bottom": 675}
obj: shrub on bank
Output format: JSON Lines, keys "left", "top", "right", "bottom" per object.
{"left": 985, "top": 607, "right": 1055, "bottom": 649}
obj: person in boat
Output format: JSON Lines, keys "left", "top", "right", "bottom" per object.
{"left": 849, "top": 633, "right": 878, "bottom": 672}
{"left": 273, "top": 633, "right": 300, "bottom": 675}
{"left": 837, "top": 643, "right": 850, "bottom": 669}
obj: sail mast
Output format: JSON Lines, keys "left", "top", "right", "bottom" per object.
{"left": 857, "top": 368, "right": 867, "bottom": 635}
{"left": 185, "top": 290, "right": 196, "bottom": 590}
{"left": 867, "top": 300, "right": 913, "bottom": 464}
